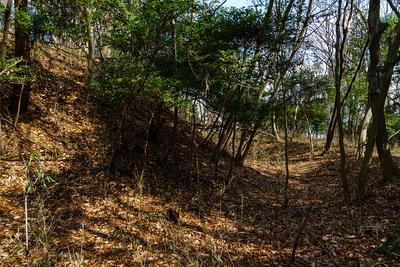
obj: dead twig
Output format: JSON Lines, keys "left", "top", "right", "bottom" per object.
{"left": 1, "top": 118, "right": 35, "bottom": 144}
{"left": 288, "top": 205, "right": 313, "bottom": 266}
{"left": 306, "top": 228, "right": 339, "bottom": 266}
{"left": 0, "top": 118, "right": 4, "bottom": 155}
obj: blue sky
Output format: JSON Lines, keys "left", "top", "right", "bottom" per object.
{"left": 223, "top": 0, "right": 251, "bottom": 7}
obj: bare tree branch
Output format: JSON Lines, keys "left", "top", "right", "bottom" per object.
{"left": 387, "top": 0, "right": 400, "bottom": 18}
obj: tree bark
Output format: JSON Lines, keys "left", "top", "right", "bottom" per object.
{"left": 1, "top": 0, "right": 13, "bottom": 62}
{"left": 10, "top": 0, "right": 31, "bottom": 114}
{"left": 357, "top": 104, "right": 372, "bottom": 159}
{"left": 212, "top": 113, "right": 234, "bottom": 163}
{"left": 87, "top": 7, "right": 95, "bottom": 79}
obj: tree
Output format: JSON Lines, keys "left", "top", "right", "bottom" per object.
{"left": 200, "top": 0, "right": 314, "bottom": 167}
{"left": 357, "top": 0, "right": 400, "bottom": 201}
{"left": 285, "top": 69, "right": 331, "bottom": 147}
{"left": 334, "top": 0, "right": 350, "bottom": 204}
{"left": 86, "top": 5, "right": 95, "bottom": 79}
{"left": 322, "top": 0, "right": 369, "bottom": 155}
{"left": 9, "top": 0, "right": 31, "bottom": 113}
{"left": 1, "top": 0, "right": 13, "bottom": 62}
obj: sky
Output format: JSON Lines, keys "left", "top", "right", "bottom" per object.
{"left": 223, "top": 0, "right": 251, "bottom": 7}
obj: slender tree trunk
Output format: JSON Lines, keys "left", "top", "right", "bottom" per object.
{"left": 10, "top": 0, "right": 31, "bottom": 114}
{"left": 1, "top": 0, "right": 13, "bottom": 63}
{"left": 212, "top": 115, "right": 234, "bottom": 163}
{"left": 304, "top": 111, "right": 313, "bottom": 152}
{"left": 271, "top": 112, "right": 280, "bottom": 140}
{"left": 234, "top": 129, "right": 248, "bottom": 163}
{"left": 335, "top": 0, "right": 350, "bottom": 204}
{"left": 357, "top": 105, "right": 372, "bottom": 159}
{"left": 323, "top": 109, "right": 337, "bottom": 154}
{"left": 88, "top": 24, "right": 96, "bottom": 78}
{"left": 284, "top": 84, "right": 290, "bottom": 208}
{"left": 323, "top": 38, "right": 369, "bottom": 154}
{"left": 162, "top": 15, "right": 178, "bottom": 164}
{"left": 87, "top": 11, "right": 95, "bottom": 79}
{"left": 235, "top": 113, "right": 271, "bottom": 166}
{"left": 292, "top": 104, "right": 298, "bottom": 139}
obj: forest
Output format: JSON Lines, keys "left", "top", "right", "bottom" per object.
{"left": 0, "top": 0, "right": 400, "bottom": 266}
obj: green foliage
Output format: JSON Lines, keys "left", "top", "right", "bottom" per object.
{"left": 385, "top": 95, "right": 400, "bottom": 144}
{"left": 374, "top": 216, "right": 400, "bottom": 255}
{"left": 90, "top": 0, "right": 195, "bottom": 110}
{"left": 0, "top": 58, "right": 31, "bottom": 86}
{"left": 14, "top": 8, "right": 32, "bottom": 29}
{"left": 284, "top": 69, "right": 333, "bottom": 135}
{"left": 0, "top": 2, "right": 6, "bottom": 14}
{"left": 26, "top": 153, "right": 57, "bottom": 194}
{"left": 375, "top": 235, "right": 400, "bottom": 255}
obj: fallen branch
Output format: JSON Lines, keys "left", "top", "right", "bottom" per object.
{"left": 0, "top": 118, "right": 35, "bottom": 144}
{"left": 288, "top": 205, "right": 313, "bottom": 266}
{"left": 306, "top": 228, "right": 339, "bottom": 266}
{"left": 0, "top": 118, "right": 4, "bottom": 155}
{"left": 224, "top": 198, "right": 321, "bottom": 212}
{"left": 224, "top": 198, "right": 276, "bottom": 209}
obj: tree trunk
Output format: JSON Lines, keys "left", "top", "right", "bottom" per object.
{"left": 235, "top": 113, "right": 271, "bottom": 166}
{"left": 304, "top": 111, "right": 313, "bottom": 152}
{"left": 1, "top": 0, "right": 13, "bottom": 62}
{"left": 357, "top": 105, "right": 372, "bottom": 159}
{"left": 212, "top": 114, "right": 234, "bottom": 163}
{"left": 357, "top": 0, "right": 400, "bottom": 201}
{"left": 271, "top": 112, "right": 280, "bottom": 141}
{"left": 234, "top": 129, "right": 248, "bottom": 164}
{"left": 368, "top": 7, "right": 400, "bottom": 184}
{"left": 323, "top": 108, "right": 337, "bottom": 154}
{"left": 335, "top": 0, "right": 350, "bottom": 204}
{"left": 292, "top": 104, "right": 299, "bottom": 139}
{"left": 283, "top": 85, "right": 290, "bottom": 208}
{"left": 374, "top": 104, "right": 399, "bottom": 183}
{"left": 10, "top": 0, "right": 31, "bottom": 114}
{"left": 87, "top": 8, "right": 95, "bottom": 79}
{"left": 162, "top": 15, "right": 178, "bottom": 164}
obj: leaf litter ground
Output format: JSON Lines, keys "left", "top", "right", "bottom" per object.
{"left": 1, "top": 44, "right": 400, "bottom": 266}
